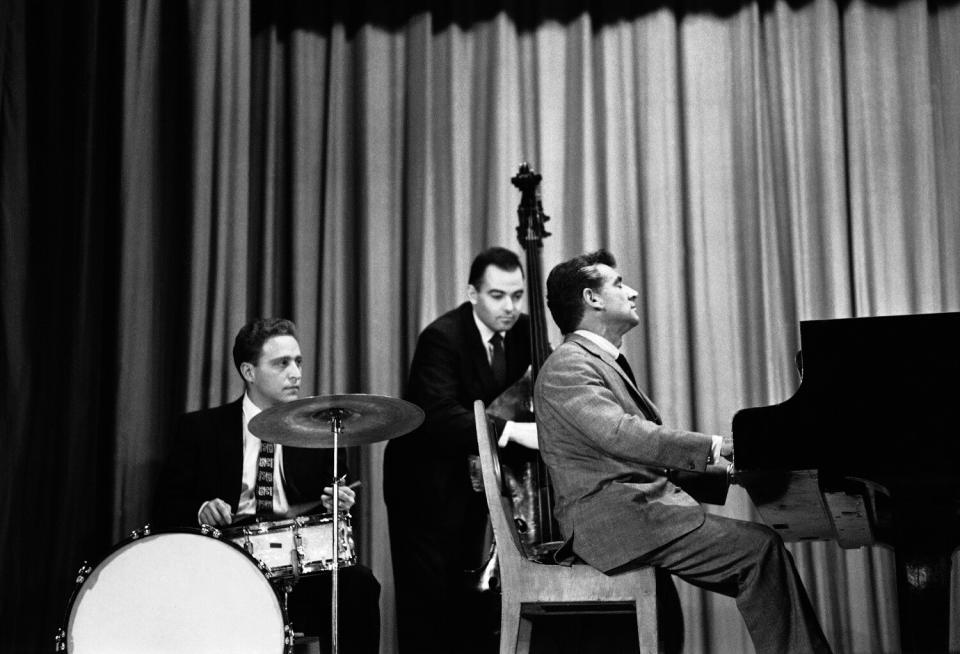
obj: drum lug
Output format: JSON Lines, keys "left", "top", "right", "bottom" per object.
{"left": 54, "top": 627, "right": 66, "bottom": 651}
{"left": 129, "top": 524, "right": 152, "bottom": 540}
{"left": 75, "top": 562, "right": 92, "bottom": 584}
{"left": 293, "top": 527, "right": 305, "bottom": 560}
{"left": 201, "top": 524, "right": 222, "bottom": 539}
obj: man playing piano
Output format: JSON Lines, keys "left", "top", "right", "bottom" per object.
{"left": 533, "top": 250, "right": 832, "bottom": 654}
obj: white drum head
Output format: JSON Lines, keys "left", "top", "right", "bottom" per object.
{"left": 67, "top": 531, "right": 286, "bottom": 653}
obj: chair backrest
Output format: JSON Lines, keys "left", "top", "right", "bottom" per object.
{"left": 473, "top": 400, "right": 527, "bottom": 568}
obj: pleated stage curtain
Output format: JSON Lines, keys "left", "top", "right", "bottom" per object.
{"left": 2, "top": 0, "right": 959, "bottom": 652}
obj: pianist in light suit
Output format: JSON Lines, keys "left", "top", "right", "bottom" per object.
{"left": 533, "top": 249, "right": 832, "bottom": 654}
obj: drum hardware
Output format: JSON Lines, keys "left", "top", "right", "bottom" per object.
{"left": 129, "top": 524, "right": 151, "bottom": 540}
{"left": 200, "top": 523, "right": 222, "bottom": 538}
{"left": 73, "top": 563, "right": 92, "bottom": 585}
{"left": 250, "top": 394, "right": 424, "bottom": 654}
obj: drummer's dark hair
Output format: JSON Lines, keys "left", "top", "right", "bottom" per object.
{"left": 233, "top": 318, "right": 299, "bottom": 376}
{"left": 468, "top": 247, "right": 523, "bottom": 288}
{"left": 546, "top": 250, "right": 616, "bottom": 334}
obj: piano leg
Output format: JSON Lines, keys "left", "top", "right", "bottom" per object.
{"left": 894, "top": 545, "right": 952, "bottom": 653}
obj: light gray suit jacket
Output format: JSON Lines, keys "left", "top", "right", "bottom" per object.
{"left": 534, "top": 333, "right": 713, "bottom": 572}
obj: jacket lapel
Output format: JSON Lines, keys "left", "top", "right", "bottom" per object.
{"left": 460, "top": 303, "right": 497, "bottom": 394}
{"left": 566, "top": 334, "right": 663, "bottom": 424}
{"left": 217, "top": 398, "right": 245, "bottom": 512}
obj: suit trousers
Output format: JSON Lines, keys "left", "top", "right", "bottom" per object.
{"left": 615, "top": 514, "right": 832, "bottom": 654}
{"left": 388, "top": 486, "right": 497, "bottom": 654}
{"left": 286, "top": 564, "right": 381, "bottom": 654}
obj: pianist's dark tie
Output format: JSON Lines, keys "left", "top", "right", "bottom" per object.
{"left": 615, "top": 353, "right": 637, "bottom": 387}
{"left": 616, "top": 354, "right": 663, "bottom": 425}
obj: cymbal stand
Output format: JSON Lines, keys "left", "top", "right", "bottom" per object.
{"left": 317, "top": 407, "right": 349, "bottom": 654}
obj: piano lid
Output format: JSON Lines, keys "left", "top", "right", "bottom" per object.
{"left": 732, "top": 312, "right": 960, "bottom": 482}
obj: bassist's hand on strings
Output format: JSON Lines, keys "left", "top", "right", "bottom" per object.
{"left": 498, "top": 420, "right": 539, "bottom": 450}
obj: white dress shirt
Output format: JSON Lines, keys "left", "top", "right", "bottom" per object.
{"left": 197, "top": 393, "right": 290, "bottom": 525}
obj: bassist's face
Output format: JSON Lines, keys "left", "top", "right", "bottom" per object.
{"left": 468, "top": 265, "right": 525, "bottom": 333}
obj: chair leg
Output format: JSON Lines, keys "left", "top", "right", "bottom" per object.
{"left": 516, "top": 610, "right": 534, "bottom": 654}
{"left": 500, "top": 599, "right": 522, "bottom": 654}
{"left": 635, "top": 592, "right": 660, "bottom": 654}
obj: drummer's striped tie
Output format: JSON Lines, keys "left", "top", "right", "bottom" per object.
{"left": 254, "top": 440, "right": 274, "bottom": 516}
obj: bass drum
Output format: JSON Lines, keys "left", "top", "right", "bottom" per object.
{"left": 57, "top": 527, "right": 290, "bottom": 653}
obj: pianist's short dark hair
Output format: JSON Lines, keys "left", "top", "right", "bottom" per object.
{"left": 233, "top": 318, "right": 299, "bottom": 376}
{"left": 546, "top": 249, "right": 617, "bottom": 334}
{"left": 468, "top": 247, "right": 523, "bottom": 288}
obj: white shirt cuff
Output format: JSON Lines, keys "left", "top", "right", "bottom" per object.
{"left": 709, "top": 435, "right": 724, "bottom": 465}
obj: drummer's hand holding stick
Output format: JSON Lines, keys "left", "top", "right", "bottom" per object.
{"left": 198, "top": 498, "right": 233, "bottom": 526}
{"left": 322, "top": 480, "right": 361, "bottom": 513}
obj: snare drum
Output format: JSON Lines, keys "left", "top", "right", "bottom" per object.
{"left": 56, "top": 526, "right": 291, "bottom": 653}
{"left": 228, "top": 512, "right": 356, "bottom": 579}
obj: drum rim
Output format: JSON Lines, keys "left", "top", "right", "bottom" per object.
{"left": 55, "top": 525, "right": 290, "bottom": 653}
{"left": 224, "top": 510, "right": 353, "bottom": 536}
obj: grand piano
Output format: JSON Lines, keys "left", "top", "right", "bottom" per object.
{"left": 732, "top": 312, "right": 960, "bottom": 653}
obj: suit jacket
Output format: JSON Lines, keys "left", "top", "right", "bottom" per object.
{"left": 158, "top": 397, "right": 343, "bottom": 528}
{"left": 533, "top": 333, "right": 713, "bottom": 572}
{"left": 383, "top": 302, "right": 531, "bottom": 510}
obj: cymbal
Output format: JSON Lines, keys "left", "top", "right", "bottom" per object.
{"left": 249, "top": 394, "right": 424, "bottom": 448}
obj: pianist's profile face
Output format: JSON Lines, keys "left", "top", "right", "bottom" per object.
{"left": 591, "top": 263, "right": 640, "bottom": 331}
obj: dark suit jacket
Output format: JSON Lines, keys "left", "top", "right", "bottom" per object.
{"left": 383, "top": 302, "right": 531, "bottom": 510}
{"left": 158, "top": 397, "right": 344, "bottom": 528}
{"left": 533, "top": 333, "right": 713, "bottom": 572}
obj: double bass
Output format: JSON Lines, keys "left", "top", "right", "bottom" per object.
{"left": 484, "top": 163, "right": 562, "bottom": 562}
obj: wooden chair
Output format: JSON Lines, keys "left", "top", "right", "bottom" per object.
{"left": 473, "top": 400, "right": 661, "bottom": 654}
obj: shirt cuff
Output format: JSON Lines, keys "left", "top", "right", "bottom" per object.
{"left": 709, "top": 435, "right": 724, "bottom": 465}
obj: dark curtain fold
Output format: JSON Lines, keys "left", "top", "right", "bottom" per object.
{"left": 1, "top": 0, "right": 124, "bottom": 650}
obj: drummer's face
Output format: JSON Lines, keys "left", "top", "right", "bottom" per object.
{"left": 244, "top": 335, "right": 303, "bottom": 409}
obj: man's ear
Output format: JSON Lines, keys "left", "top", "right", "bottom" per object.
{"left": 467, "top": 284, "right": 479, "bottom": 305}
{"left": 582, "top": 287, "right": 602, "bottom": 310}
{"left": 240, "top": 361, "right": 256, "bottom": 384}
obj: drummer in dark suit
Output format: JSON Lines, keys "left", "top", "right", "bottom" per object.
{"left": 156, "top": 318, "right": 380, "bottom": 653}
{"left": 383, "top": 247, "right": 538, "bottom": 653}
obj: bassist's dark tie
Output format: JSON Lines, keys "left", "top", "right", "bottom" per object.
{"left": 490, "top": 333, "right": 507, "bottom": 387}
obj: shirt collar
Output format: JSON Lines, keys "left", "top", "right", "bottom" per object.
{"left": 242, "top": 391, "right": 263, "bottom": 424}
{"left": 573, "top": 329, "right": 621, "bottom": 358}
{"left": 472, "top": 309, "right": 502, "bottom": 344}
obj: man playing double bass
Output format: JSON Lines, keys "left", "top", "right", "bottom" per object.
{"left": 384, "top": 247, "right": 539, "bottom": 654}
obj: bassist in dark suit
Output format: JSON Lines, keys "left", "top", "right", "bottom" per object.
{"left": 384, "top": 247, "right": 538, "bottom": 653}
